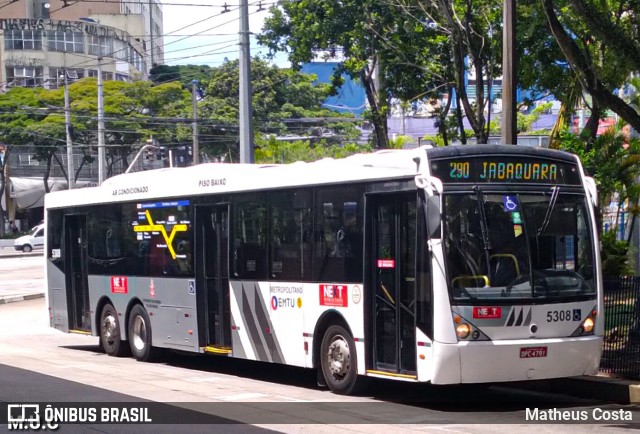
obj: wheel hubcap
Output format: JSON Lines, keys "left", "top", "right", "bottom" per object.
{"left": 103, "top": 314, "right": 117, "bottom": 344}
{"left": 327, "top": 335, "right": 350, "bottom": 378}
{"left": 132, "top": 315, "right": 147, "bottom": 351}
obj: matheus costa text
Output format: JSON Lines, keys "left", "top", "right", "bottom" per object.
{"left": 526, "top": 408, "right": 633, "bottom": 421}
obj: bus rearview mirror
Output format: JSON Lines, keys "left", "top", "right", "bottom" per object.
{"left": 426, "top": 195, "right": 441, "bottom": 239}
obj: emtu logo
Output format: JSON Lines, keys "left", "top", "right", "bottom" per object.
{"left": 271, "top": 296, "right": 278, "bottom": 310}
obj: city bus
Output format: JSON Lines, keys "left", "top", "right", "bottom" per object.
{"left": 45, "top": 145, "right": 603, "bottom": 395}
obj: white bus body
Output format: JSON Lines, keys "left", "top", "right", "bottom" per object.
{"left": 45, "top": 145, "right": 603, "bottom": 394}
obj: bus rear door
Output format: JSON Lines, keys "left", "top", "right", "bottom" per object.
{"left": 64, "top": 214, "right": 91, "bottom": 333}
{"left": 195, "top": 204, "right": 231, "bottom": 352}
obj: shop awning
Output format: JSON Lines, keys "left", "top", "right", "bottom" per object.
{"left": 9, "top": 177, "right": 96, "bottom": 209}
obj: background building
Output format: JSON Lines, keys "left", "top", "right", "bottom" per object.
{"left": 0, "top": 0, "right": 164, "bottom": 228}
{"left": 0, "top": 0, "right": 163, "bottom": 86}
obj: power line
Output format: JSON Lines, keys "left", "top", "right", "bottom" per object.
{"left": 54, "top": 1, "right": 274, "bottom": 7}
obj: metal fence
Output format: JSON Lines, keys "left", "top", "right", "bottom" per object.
{"left": 600, "top": 276, "right": 640, "bottom": 380}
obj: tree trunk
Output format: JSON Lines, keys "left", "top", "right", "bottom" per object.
{"left": 437, "top": 0, "right": 485, "bottom": 140}
{"left": 43, "top": 153, "right": 53, "bottom": 194}
{"left": 542, "top": 0, "right": 640, "bottom": 134}
{"left": 583, "top": 102, "right": 601, "bottom": 149}
{"left": 455, "top": 88, "right": 467, "bottom": 144}
{"left": 360, "top": 67, "right": 388, "bottom": 148}
{"left": 441, "top": 88, "right": 453, "bottom": 146}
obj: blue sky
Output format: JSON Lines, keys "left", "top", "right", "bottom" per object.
{"left": 161, "top": 0, "right": 288, "bottom": 67}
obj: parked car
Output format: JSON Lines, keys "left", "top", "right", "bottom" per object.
{"left": 14, "top": 223, "right": 44, "bottom": 252}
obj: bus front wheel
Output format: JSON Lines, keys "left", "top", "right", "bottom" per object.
{"left": 128, "top": 305, "right": 156, "bottom": 362}
{"left": 320, "top": 324, "right": 361, "bottom": 395}
{"left": 100, "top": 303, "right": 126, "bottom": 357}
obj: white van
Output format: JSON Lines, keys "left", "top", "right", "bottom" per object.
{"left": 14, "top": 223, "right": 44, "bottom": 252}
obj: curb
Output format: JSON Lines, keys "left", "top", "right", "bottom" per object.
{"left": 0, "top": 293, "right": 45, "bottom": 305}
{"left": 0, "top": 252, "right": 43, "bottom": 259}
{"left": 511, "top": 376, "right": 640, "bottom": 404}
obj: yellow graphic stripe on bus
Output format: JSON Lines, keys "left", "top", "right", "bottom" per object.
{"left": 203, "top": 346, "right": 232, "bottom": 354}
{"left": 366, "top": 370, "right": 417, "bottom": 379}
{"left": 133, "top": 209, "right": 188, "bottom": 259}
{"left": 69, "top": 329, "right": 92, "bottom": 335}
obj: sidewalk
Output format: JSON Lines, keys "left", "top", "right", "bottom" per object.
{"left": 515, "top": 374, "right": 640, "bottom": 404}
{"left": 0, "top": 247, "right": 45, "bottom": 305}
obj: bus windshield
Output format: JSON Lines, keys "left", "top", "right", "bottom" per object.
{"left": 443, "top": 190, "right": 596, "bottom": 303}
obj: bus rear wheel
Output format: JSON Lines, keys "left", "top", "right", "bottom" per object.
{"left": 128, "top": 305, "right": 156, "bottom": 362}
{"left": 100, "top": 303, "right": 126, "bottom": 357}
{"left": 320, "top": 325, "right": 361, "bottom": 395}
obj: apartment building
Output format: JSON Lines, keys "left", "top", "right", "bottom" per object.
{"left": 0, "top": 0, "right": 163, "bottom": 87}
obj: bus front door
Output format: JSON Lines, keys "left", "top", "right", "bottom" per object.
{"left": 65, "top": 214, "right": 91, "bottom": 332}
{"left": 369, "top": 193, "right": 417, "bottom": 376}
{"left": 195, "top": 205, "right": 231, "bottom": 351}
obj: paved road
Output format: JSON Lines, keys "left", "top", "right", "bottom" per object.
{"left": 0, "top": 363, "right": 272, "bottom": 434}
{"left": 0, "top": 298, "right": 638, "bottom": 432}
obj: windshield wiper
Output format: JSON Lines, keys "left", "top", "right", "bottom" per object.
{"left": 473, "top": 186, "right": 492, "bottom": 275}
{"left": 537, "top": 186, "right": 560, "bottom": 236}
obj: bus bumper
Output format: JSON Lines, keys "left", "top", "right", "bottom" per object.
{"left": 431, "top": 336, "right": 603, "bottom": 384}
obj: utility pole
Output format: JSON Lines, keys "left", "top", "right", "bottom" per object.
{"left": 97, "top": 57, "right": 106, "bottom": 184}
{"left": 501, "top": 0, "right": 517, "bottom": 145}
{"left": 239, "top": 0, "right": 254, "bottom": 163}
{"left": 149, "top": 0, "right": 154, "bottom": 67}
{"left": 63, "top": 70, "right": 75, "bottom": 189}
{"left": 191, "top": 80, "right": 199, "bottom": 165}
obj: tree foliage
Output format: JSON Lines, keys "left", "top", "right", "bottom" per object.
{"left": 259, "top": 0, "right": 393, "bottom": 147}
{"left": 197, "top": 58, "right": 359, "bottom": 160}
{"left": 259, "top": 0, "right": 506, "bottom": 146}
{"left": 519, "top": 0, "right": 640, "bottom": 143}
{"left": 255, "top": 135, "right": 372, "bottom": 163}
{"left": 0, "top": 79, "right": 190, "bottom": 189}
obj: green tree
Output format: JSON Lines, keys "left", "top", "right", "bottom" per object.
{"left": 519, "top": 0, "right": 640, "bottom": 143}
{"left": 0, "top": 87, "right": 50, "bottom": 234}
{"left": 0, "top": 79, "right": 191, "bottom": 192}
{"left": 400, "top": 0, "right": 502, "bottom": 144}
{"left": 149, "top": 64, "right": 212, "bottom": 90}
{"left": 259, "top": 0, "right": 392, "bottom": 147}
{"left": 36, "top": 78, "right": 190, "bottom": 177}
{"left": 199, "top": 58, "right": 358, "bottom": 160}
{"left": 260, "top": 0, "right": 506, "bottom": 146}
{"left": 255, "top": 135, "right": 371, "bottom": 163}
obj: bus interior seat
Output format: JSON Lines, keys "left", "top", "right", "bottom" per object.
{"left": 489, "top": 254, "right": 520, "bottom": 286}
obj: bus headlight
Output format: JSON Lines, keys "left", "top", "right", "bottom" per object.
{"left": 570, "top": 307, "right": 597, "bottom": 336}
{"left": 456, "top": 323, "right": 471, "bottom": 339}
{"left": 452, "top": 312, "right": 491, "bottom": 341}
{"left": 582, "top": 317, "right": 595, "bottom": 333}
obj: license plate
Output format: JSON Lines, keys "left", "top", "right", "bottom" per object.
{"left": 520, "top": 346, "right": 547, "bottom": 358}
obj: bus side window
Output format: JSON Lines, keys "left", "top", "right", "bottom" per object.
{"left": 313, "top": 186, "right": 364, "bottom": 283}
{"left": 269, "top": 190, "right": 312, "bottom": 281}
{"left": 87, "top": 205, "right": 124, "bottom": 275}
{"left": 233, "top": 197, "right": 267, "bottom": 280}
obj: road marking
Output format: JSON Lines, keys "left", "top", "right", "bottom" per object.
{"left": 216, "top": 392, "right": 268, "bottom": 401}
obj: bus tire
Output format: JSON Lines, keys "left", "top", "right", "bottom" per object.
{"left": 128, "top": 305, "right": 156, "bottom": 362}
{"left": 100, "top": 303, "right": 126, "bottom": 357}
{"left": 320, "top": 324, "right": 361, "bottom": 395}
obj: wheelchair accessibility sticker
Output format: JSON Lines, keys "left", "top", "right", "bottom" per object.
{"left": 503, "top": 195, "right": 519, "bottom": 212}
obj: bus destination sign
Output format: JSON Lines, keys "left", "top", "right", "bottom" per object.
{"left": 430, "top": 157, "right": 581, "bottom": 185}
